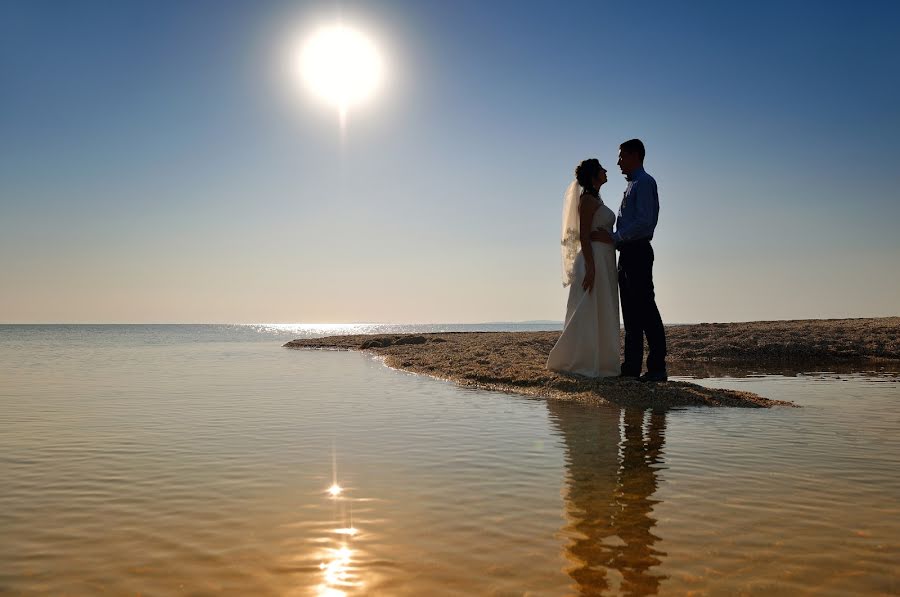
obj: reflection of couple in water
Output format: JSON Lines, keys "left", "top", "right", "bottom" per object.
{"left": 548, "top": 401, "right": 668, "bottom": 596}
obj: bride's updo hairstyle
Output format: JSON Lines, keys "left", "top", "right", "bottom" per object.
{"left": 575, "top": 159, "right": 602, "bottom": 197}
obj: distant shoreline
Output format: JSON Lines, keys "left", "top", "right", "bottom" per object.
{"left": 281, "top": 318, "right": 898, "bottom": 409}
{"left": 1, "top": 316, "right": 896, "bottom": 328}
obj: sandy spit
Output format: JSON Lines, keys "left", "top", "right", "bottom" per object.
{"left": 280, "top": 318, "right": 900, "bottom": 408}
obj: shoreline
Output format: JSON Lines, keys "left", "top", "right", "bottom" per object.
{"left": 284, "top": 318, "right": 899, "bottom": 409}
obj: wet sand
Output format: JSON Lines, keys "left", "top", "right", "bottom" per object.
{"left": 285, "top": 318, "right": 898, "bottom": 409}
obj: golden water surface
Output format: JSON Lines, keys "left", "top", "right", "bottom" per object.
{"left": 1, "top": 325, "right": 897, "bottom": 595}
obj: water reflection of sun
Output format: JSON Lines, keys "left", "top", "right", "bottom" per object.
{"left": 316, "top": 520, "right": 364, "bottom": 595}
{"left": 316, "top": 456, "right": 364, "bottom": 596}
{"left": 317, "top": 544, "right": 357, "bottom": 596}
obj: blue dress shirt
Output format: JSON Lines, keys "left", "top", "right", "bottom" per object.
{"left": 611, "top": 166, "right": 659, "bottom": 246}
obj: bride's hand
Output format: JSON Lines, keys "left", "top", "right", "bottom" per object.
{"left": 582, "top": 266, "right": 595, "bottom": 294}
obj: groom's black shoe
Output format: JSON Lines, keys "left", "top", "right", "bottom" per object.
{"left": 618, "top": 366, "right": 640, "bottom": 380}
{"left": 640, "top": 370, "right": 668, "bottom": 383}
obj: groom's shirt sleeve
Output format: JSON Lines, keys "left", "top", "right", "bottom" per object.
{"left": 612, "top": 175, "right": 659, "bottom": 245}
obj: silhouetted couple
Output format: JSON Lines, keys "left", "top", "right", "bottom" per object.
{"left": 547, "top": 139, "right": 667, "bottom": 382}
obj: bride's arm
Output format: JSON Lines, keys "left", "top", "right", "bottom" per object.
{"left": 578, "top": 194, "right": 599, "bottom": 293}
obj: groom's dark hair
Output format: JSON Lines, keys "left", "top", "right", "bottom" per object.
{"left": 620, "top": 138, "right": 645, "bottom": 161}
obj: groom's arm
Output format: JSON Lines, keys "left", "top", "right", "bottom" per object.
{"left": 611, "top": 178, "right": 659, "bottom": 245}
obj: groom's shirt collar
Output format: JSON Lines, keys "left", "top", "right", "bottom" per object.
{"left": 625, "top": 166, "right": 646, "bottom": 182}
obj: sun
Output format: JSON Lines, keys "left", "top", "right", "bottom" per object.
{"left": 295, "top": 25, "right": 383, "bottom": 116}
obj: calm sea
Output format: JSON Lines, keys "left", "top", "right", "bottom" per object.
{"left": 1, "top": 324, "right": 897, "bottom": 596}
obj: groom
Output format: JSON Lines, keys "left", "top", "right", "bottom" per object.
{"left": 593, "top": 139, "right": 668, "bottom": 382}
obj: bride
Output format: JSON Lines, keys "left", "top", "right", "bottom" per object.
{"left": 546, "top": 158, "right": 620, "bottom": 378}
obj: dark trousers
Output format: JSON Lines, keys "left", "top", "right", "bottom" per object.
{"left": 618, "top": 240, "right": 667, "bottom": 374}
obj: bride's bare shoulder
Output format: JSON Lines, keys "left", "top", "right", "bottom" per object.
{"left": 579, "top": 191, "right": 599, "bottom": 207}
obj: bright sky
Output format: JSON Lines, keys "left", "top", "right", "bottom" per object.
{"left": 1, "top": 0, "right": 898, "bottom": 324}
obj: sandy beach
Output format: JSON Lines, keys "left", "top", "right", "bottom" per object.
{"left": 285, "top": 317, "right": 900, "bottom": 408}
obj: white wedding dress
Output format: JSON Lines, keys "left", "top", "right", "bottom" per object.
{"left": 547, "top": 197, "right": 620, "bottom": 378}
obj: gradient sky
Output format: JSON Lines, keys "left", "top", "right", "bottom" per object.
{"left": 2, "top": 0, "right": 899, "bottom": 323}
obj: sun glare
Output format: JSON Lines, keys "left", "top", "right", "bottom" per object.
{"left": 296, "top": 25, "right": 383, "bottom": 118}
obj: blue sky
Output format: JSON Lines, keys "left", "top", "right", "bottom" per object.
{"left": 2, "top": 0, "right": 898, "bottom": 323}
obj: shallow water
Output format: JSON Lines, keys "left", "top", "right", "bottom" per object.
{"left": 1, "top": 325, "right": 897, "bottom": 595}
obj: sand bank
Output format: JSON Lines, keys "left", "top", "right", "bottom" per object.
{"left": 284, "top": 318, "right": 898, "bottom": 408}
{"left": 281, "top": 318, "right": 900, "bottom": 408}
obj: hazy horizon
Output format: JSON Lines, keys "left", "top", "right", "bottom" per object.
{"left": 2, "top": 315, "right": 897, "bottom": 326}
{"left": 2, "top": 0, "right": 899, "bottom": 324}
